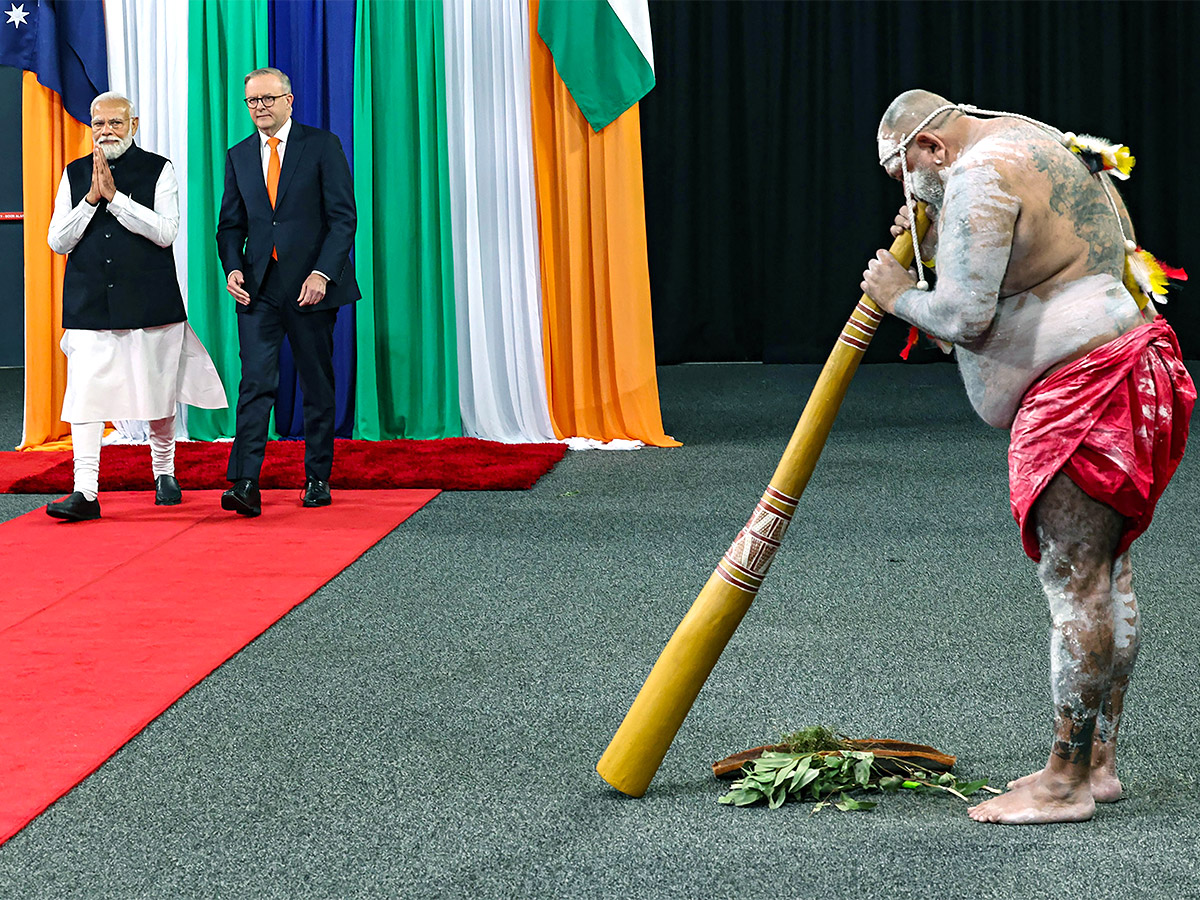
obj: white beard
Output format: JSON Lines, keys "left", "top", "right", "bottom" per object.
{"left": 910, "top": 164, "right": 945, "bottom": 208}
{"left": 98, "top": 134, "right": 133, "bottom": 160}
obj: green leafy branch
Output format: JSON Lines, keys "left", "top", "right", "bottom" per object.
{"left": 718, "top": 750, "right": 999, "bottom": 814}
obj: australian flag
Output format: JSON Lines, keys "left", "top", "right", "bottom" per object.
{"left": 0, "top": 0, "right": 107, "bottom": 124}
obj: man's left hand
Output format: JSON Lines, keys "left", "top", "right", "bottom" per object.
{"left": 94, "top": 147, "right": 116, "bottom": 202}
{"left": 861, "top": 249, "right": 917, "bottom": 314}
{"left": 297, "top": 273, "right": 328, "bottom": 307}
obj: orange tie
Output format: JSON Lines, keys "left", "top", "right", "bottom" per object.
{"left": 267, "top": 136, "right": 281, "bottom": 260}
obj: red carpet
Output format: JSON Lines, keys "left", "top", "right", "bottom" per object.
{"left": 1, "top": 437, "right": 568, "bottom": 493}
{"left": 0, "top": 489, "right": 438, "bottom": 845}
{"left": 0, "top": 449, "right": 63, "bottom": 492}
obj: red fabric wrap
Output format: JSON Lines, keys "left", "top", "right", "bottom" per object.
{"left": 1009, "top": 317, "right": 1195, "bottom": 562}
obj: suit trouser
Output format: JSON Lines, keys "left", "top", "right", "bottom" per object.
{"left": 227, "top": 263, "right": 338, "bottom": 483}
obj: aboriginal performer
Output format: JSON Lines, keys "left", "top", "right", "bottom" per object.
{"left": 46, "top": 91, "right": 226, "bottom": 521}
{"left": 861, "top": 90, "right": 1194, "bottom": 824}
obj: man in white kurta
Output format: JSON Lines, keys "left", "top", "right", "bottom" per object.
{"left": 45, "top": 92, "right": 226, "bottom": 521}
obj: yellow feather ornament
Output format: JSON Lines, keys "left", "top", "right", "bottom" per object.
{"left": 1067, "top": 134, "right": 1136, "bottom": 179}
{"left": 1124, "top": 248, "right": 1176, "bottom": 311}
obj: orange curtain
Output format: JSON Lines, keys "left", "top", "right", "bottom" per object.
{"left": 20, "top": 73, "right": 91, "bottom": 450}
{"left": 528, "top": 0, "right": 679, "bottom": 447}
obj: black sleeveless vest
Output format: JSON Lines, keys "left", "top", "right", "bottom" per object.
{"left": 62, "top": 145, "right": 186, "bottom": 330}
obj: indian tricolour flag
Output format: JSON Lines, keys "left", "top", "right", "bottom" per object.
{"left": 537, "top": 0, "right": 655, "bottom": 131}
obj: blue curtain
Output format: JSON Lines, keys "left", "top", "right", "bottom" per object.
{"left": 268, "top": 0, "right": 358, "bottom": 438}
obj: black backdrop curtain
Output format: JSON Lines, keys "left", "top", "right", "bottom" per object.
{"left": 640, "top": 0, "right": 1200, "bottom": 364}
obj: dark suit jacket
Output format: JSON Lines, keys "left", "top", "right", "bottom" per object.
{"left": 216, "top": 120, "right": 361, "bottom": 311}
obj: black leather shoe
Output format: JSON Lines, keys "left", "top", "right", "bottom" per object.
{"left": 221, "top": 478, "right": 262, "bottom": 517}
{"left": 301, "top": 479, "right": 332, "bottom": 507}
{"left": 46, "top": 492, "right": 102, "bottom": 522}
{"left": 155, "top": 474, "right": 183, "bottom": 506}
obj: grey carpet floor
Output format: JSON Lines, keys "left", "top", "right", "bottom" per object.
{"left": 0, "top": 362, "right": 1197, "bottom": 900}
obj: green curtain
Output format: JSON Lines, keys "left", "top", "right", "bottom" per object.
{"left": 352, "top": 0, "right": 459, "bottom": 439}
{"left": 186, "top": 0, "right": 268, "bottom": 440}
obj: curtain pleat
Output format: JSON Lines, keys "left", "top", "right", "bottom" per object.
{"left": 185, "top": 0, "right": 269, "bottom": 441}
{"left": 352, "top": 0, "right": 459, "bottom": 440}
{"left": 528, "top": 0, "right": 677, "bottom": 447}
{"left": 19, "top": 75, "right": 90, "bottom": 449}
{"left": 103, "top": 0, "right": 191, "bottom": 442}
{"left": 268, "top": 0, "right": 358, "bottom": 440}
{"left": 443, "top": 0, "right": 553, "bottom": 443}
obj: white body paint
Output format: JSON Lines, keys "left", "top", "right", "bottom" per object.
{"left": 956, "top": 274, "right": 1143, "bottom": 427}
{"left": 1110, "top": 555, "right": 1138, "bottom": 652}
{"left": 1041, "top": 538, "right": 1090, "bottom": 716}
{"left": 891, "top": 129, "right": 1149, "bottom": 428}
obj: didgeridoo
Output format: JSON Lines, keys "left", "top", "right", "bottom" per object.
{"left": 597, "top": 204, "right": 931, "bottom": 797}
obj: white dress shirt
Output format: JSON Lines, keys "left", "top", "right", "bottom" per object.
{"left": 47, "top": 155, "right": 179, "bottom": 254}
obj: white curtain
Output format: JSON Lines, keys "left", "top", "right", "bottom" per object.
{"left": 443, "top": 0, "right": 555, "bottom": 443}
{"left": 103, "top": 0, "right": 190, "bottom": 441}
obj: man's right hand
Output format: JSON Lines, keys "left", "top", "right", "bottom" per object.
{"left": 85, "top": 146, "right": 105, "bottom": 205}
{"left": 227, "top": 270, "right": 252, "bottom": 306}
{"left": 891, "top": 203, "right": 938, "bottom": 259}
{"left": 890, "top": 204, "right": 913, "bottom": 238}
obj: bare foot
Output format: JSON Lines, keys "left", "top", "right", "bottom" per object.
{"left": 969, "top": 770, "right": 1095, "bottom": 824}
{"left": 1007, "top": 767, "right": 1123, "bottom": 803}
{"left": 1088, "top": 741, "right": 1125, "bottom": 802}
{"left": 1088, "top": 769, "right": 1124, "bottom": 803}
{"left": 1005, "top": 769, "right": 1041, "bottom": 792}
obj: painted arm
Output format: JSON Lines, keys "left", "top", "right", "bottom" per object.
{"left": 892, "top": 162, "right": 1021, "bottom": 344}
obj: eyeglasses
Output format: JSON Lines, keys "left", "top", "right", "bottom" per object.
{"left": 244, "top": 94, "right": 288, "bottom": 109}
{"left": 91, "top": 118, "right": 129, "bottom": 131}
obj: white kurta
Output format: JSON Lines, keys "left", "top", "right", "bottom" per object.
{"left": 59, "top": 323, "right": 226, "bottom": 421}
{"left": 47, "top": 152, "right": 228, "bottom": 423}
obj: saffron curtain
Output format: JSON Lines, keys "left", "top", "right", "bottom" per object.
{"left": 14, "top": 0, "right": 108, "bottom": 449}
{"left": 19, "top": 74, "right": 89, "bottom": 448}
{"left": 528, "top": 0, "right": 677, "bottom": 447}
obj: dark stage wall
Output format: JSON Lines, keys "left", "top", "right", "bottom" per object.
{"left": 0, "top": 65, "right": 22, "bottom": 368}
{"left": 641, "top": 0, "right": 1200, "bottom": 364}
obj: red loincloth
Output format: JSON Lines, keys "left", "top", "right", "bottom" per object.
{"left": 1009, "top": 317, "right": 1196, "bottom": 562}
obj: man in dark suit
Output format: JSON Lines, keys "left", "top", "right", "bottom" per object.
{"left": 217, "top": 67, "right": 359, "bottom": 517}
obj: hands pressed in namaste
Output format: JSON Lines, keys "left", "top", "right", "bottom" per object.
{"left": 85, "top": 146, "right": 117, "bottom": 205}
